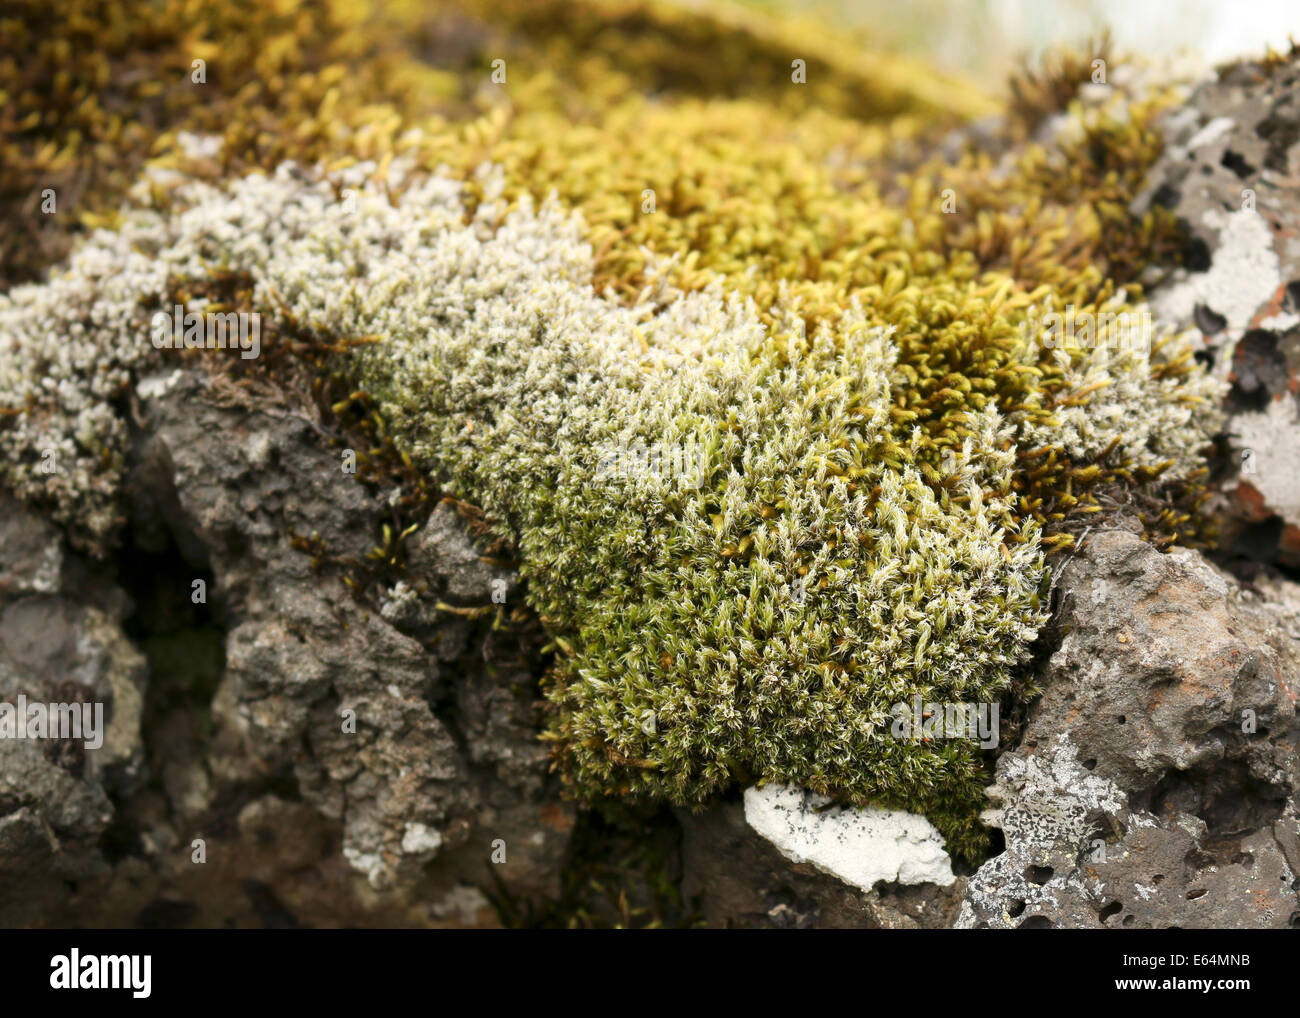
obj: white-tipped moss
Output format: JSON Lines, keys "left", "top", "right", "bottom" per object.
{"left": 1, "top": 160, "right": 1227, "bottom": 854}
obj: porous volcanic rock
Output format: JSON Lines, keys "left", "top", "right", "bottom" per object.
{"left": 959, "top": 530, "right": 1300, "bottom": 929}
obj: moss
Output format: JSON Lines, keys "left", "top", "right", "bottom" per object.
{"left": 0, "top": 0, "right": 972, "bottom": 285}
{"left": 1, "top": 0, "right": 1229, "bottom": 861}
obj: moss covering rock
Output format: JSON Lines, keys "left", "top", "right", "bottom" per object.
{"left": 1, "top": 0, "right": 1228, "bottom": 858}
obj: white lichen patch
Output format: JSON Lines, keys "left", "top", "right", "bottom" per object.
{"left": 430, "top": 885, "right": 492, "bottom": 926}
{"left": 400, "top": 821, "right": 444, "bottom": 856}
{"left": 1151, "top": 207, "right": 1282, "bottom": 339}
{"left": 984, "top": 734, "right": 1129, "bottom": 846}
{"left": 1234, "top": 398, "right": 1300, "bottom": 520}
{"left": 957, "top": 734, "right": 1128, "bottom": 928}
{"left": 1184, "top": 115, "right": 1236, "bottom": 152}
{"left": 0, "top": 158, "right": 469, "bottom": 552}
{"left": 743, "top": 784, "right": 956, "bottom": 890}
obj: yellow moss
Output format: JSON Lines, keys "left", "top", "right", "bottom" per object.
{"left": 3, "top": 0, "right": 1213, "bottom": 549}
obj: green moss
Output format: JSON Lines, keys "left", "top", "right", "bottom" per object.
{"left": 1, "top": 0, "right": 1227, "bottom": 862}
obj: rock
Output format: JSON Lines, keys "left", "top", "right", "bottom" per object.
{"left": 13, "top": 370, "right": 1299, "bottom": 929}
{"left": 413, "top": 502, "right": 512, "bottom": 605}
{"left": 1133, "top": 54, "right": 1300, "bottom": 568}
{"left": 235, "top": 796, "right": 332, "bottom": 871}
{"left": 0, "top": 495, "right": 147, "bottom": 924}
{"left": 678, "top": 799, "right": 965, "bottom": 929}
{"left": 959, "top": 530, "right": 1300, "bottom": 928}
{"left": 743, "top": 784, "right": 955, "bottom": 891}
{"left": 0, "top": 498, "right": 63, "bottom": 595}
{"left": 430, "top": 884, "right": 495, "bottom": 926}
{"left": 0, "top": 366, "right": 569, "bottom": 926}
{"left": 126, "top": 369, "right": 568, "bottom": 903}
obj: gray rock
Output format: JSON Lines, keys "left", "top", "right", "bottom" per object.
{"left": 412, "top": 502, "right": 514, "bottom": 605}
{"left": 125, "top": 369, "right": 566, "bottom": 902}
{"left": 1133, "top": 54, "right": 1300, "bottom": 568}
{"left": 0, "top": 367, "right": 568, "bottom": 926}
{"left": 0, "top": 495, "right": 146, "bottom": 924}
{"left": 0, "top": 499, "right": 63, "bottom": 595}
{"left": 960, "top": 531, "right": 1300, "bottom": 928}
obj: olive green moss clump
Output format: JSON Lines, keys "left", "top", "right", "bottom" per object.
{"left": 3, "top": 164, "right": 1048, "bottom": 855}
{"left": 334, "top": 195, "right": 1047, "bottom": 858}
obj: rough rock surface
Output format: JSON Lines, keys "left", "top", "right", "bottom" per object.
{"left": 959, "top": 530, "right": 1300, "bottom": 928}
{"left": 1133, "top": 56, "right": 1300, "bottom": 569}
{"left": 0, "top": 494, "right": 146, "bottom": 926}
{"left": 0, "top": 366, "right": 570, "bottom": 927}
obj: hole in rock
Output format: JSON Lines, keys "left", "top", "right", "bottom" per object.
{"left": 1149, "top": 759, "right": 1286, "bottom": 837}
{"left": 1184, "top": 236, "right": 1212, "bottom": 272}
{"left": 1193, "top": 303, "right": 1226, "bottom": 335}
{"left": 1220, "top": 149, "right": 1256, "bottom": 178}
{"left": 1227, "top": 329, "right": 1286, "bottom": 412}
{"left": 1026, "top": 865, "right": 1054, "bottom": 886}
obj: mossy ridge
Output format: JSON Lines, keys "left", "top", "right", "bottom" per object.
{"left": 1, "top": 0, "right": 408, "bottom": 282}
{"left": 6, "top": 1, "right": 1216, "bottom": 551}
{"left": 222, "top": 169, "right": 1047, "bottom": 859}
{"left": 0, "top": 155, "right": 1193, "bottom": 861}
{"left": 348, "top": 268, "right": 1047, "bottom": 862}
{"left": 432, "top": 0, "right": 993, "bottom": 122}
{"left": 427, "top": 60, "right": 1212, "bottom": 550}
